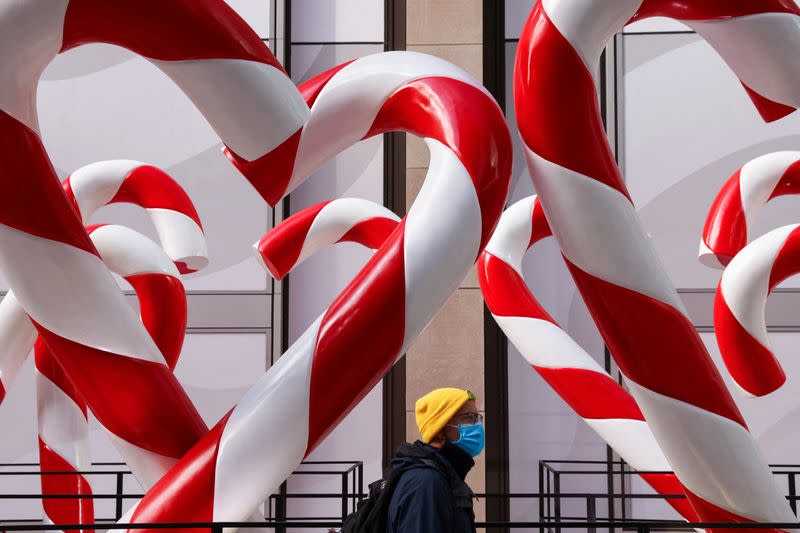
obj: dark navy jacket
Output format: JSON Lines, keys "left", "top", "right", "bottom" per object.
{"left": 387, "top": 441, "right": 476, "bottom": 533}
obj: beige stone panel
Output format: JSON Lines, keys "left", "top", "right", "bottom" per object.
{"left": 406, "top": 288, "right": 485, "bottom": 410}
{"left": 407, "top": 0, "right": 482, "bottom": 45}
{"left": 406, "top": 134, "right": 430, "bottom": 169}
{"left": 407, "top": 44, "right": 483, "bottom": 82}
{"left": 406, "top": 167, "right": 427, "bottom": 208}
{"left": 460, "top": 264, "right": 479, "bottom": 289}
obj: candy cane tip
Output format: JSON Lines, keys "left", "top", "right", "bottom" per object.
{"left": 175, "top": 256, "right": 208, "bottom": 274}
{"left": 698, "top": 240, "right": 729, "bottom": 269}
{"left": 252, "top": 242, "right": 283, "bottom": 280}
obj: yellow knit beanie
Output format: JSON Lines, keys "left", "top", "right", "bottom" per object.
{"left": 415, "top": 387, "right": 475, "bottom": 443}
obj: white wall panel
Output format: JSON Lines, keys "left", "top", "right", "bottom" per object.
{"left": 292, "top": 0, "right": 383, "bottom": 43}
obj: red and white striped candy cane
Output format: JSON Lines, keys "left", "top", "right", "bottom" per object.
{"left": 62, "top": 160, "right": 208, "bottom": 274}
{"left": 515, "top": 0, "right": 799, "bottom": 526}
{"left": 127, "top": 51, "right": 511, "bottom": 527}
{"left": 36, "top": 223, "right": 187, "bottom": 531}
{"left": 714, "top": 224, "right": 800, "bottom": 397}
{"left": 479, "top": 196, "right": 698, "bottom": 521}
{"left": 0, "top": 0, "right": 306, "bottom": 491}
{"left": 254, "top": 197, "right": 400, "bottom": 280}
{"left": 700, "top": 151, "right": 800, "bottom": 268}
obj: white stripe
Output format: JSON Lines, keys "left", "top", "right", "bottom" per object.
{"left": 0, "top": 224, "right": 166, "bottom": 364}
{"left": 104, "top": 430, "right": 178, "bottom": 490}
{"left": 687, "top": 12, "right": 800, "bottom": 111}
{"left": 483, "top": 196, "right": 536, "bottom": 272}
{"left": 524, "top": 145, "right": 688, "bottom": 315}
{"left": 0, "top": 291, "right": 37, "bottom": 392}
{"left": 402, "top": 140, "right": 482, "bottom": 348}
{"left": 626, "top": 378, "right": 796, "bottom": 522}
{"left": 584, "top": 418, "right": 672, "bottom": 472}
{"left": 0, "top": 0, "right": 68, "bottom": 133}
{"left": 737, "top": 152, "right": 800, "bottom": 238}
{"left": 296, "top": 198, "right": 400, "bottom": 265}
{"left": 720, "top": 224, "right": 799, "bottom": 349}
{"left": 69, "top": 160, "right": 143, "bottom": 219}
{"left": 146, "top": 209, "right": 208, "bottom": 272}
{"left": 212, "top": 316, "right": 320, "bottom": 522}
{"left": 494, "top": 314, "right": 606, "bottom": 373}
{"left": 697, "top": 238, "right": 725, "bottom": 269}
{"left": 90, "top": 224, "right": 181, "bottom": 278}
{"left": 153, "top": 59, "right": 308, "bottom": 162}
{"left": 287, "top": 51, "right": 488, "bottom": 194}
{"left": 542, "top": 0, "right": 643, "bottom": 79}
{"left": 36, "top": 371, "right": 90, "bottom": 471}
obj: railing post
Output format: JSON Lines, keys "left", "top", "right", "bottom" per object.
{"left": 587, "top": 495, "right": 597, "bottom": 533}
{"left": 211, "top": 523, "right": 224, "bottom": 533}
{"left": 538, "top": 464, "right": 545, "bottom": 533}
{"left": 553, "top": 471, "right": 561, "bottom": 533}
{"left": 636, "top": 525, "right": 649, "bottom": 533}
{"left": 342, "top": 472, "right": 348, "bottom": 520}
{"left": 790, "top": 473, "right": 797, "bottom": 515}
{"left": 115, "top": 472, "right": 124, "bottom": 520}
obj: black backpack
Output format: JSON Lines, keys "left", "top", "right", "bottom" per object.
{"left": 340, "top": 457, "right": 442, "bottom": 533}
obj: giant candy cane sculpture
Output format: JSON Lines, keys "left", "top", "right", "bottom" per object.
{"left": 700, "top": 151, "right": 800, "bottom": 268}
{"left": 125, "top": 51, "right": 511, "bottom": 527}
{"left": 515, "top": 0, "right": 800, "bottom": 525}
{"left": 0, "top": 0, "right": 306, "bottom": 490}
{"left": 36, "top": 223, "right": 189, "bottom": 531}
{"left": 714, "top": 224, "right": 800, "bottom": 398}
{"left": 479, "top": 195, "right": 699, "bottom": 521}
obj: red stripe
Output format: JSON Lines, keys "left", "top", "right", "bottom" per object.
{"left": 110, "top": 166, "right": 203, "bottom": 229}
{"left": 536, "top": 367, "right": 645, "bottom": 421}
{"left": 337, "top": 217, "right": 400, "bottom": 250}
{"left": 565, "top": 258, "right": 747, "bottom": 427}
{"left": 0, "top": 110, "right": 96, "bottom": 255}
{"left": 130, "top": 411, "right": 233, "bottom": 532}
{"left": 701, "top": 168, "right": 746, "bottom": 266}
{"left": 306, "top": 226, "right": 407, "bottom": 454}
{"left": 38, "top": 439, "right": 94, "bottom": 533}
{"left": 682, "top": 487, "right": 778, "bottom": 533}
{"left": 0, "top": 380, "right": 4, "bottom": 404}
{"left": 529, "top": 197, "right": 553, "bottom": 248}
{"left": 126, "top": 274, "right": 187, "bottom": 372}
{"left": 300, "top": 60, "right": 355, "bottom": 107}
{"left": 515, "top": 4, "right": 629, "bottom": 200}
{"left": 714, "top": 285, "right": 783, "bottom": 397}
{"left": 61, "top": 177, "right": 83, "bottom": 221}
{"left": 34, "top": 338, "right": 87, "bottom": 418}
{"left": 768, "top": 159, "right": 800, "bottom": 200}
{"left": 225, "top": 127, "right": 303, "bottom": 207}
{"left": 256, "top": 201, "right": 332, "bottom": 280}
{"left": 638, "top": 473, "right": 699, "bottom": 522}
{"left": 741, "top": 83, "right": 797, "bottom": 123}
{"left": 365, "top": 77, "right": 512, "bottom": 250}
{"left": 633, "top": 0, "right": 799, "bottom": 21}
{"left": 768, "top": 225, "right": 800, "bottom": 291}
{"left": 33, "top": 323, "right": 207, "bottom": 458}
{"left": 61, "top": 0, "right": 281, "bottom": 68}
{"left": 478, "top": 252, "right": 556, "bottom": 322}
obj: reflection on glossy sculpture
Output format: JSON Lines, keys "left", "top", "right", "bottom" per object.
{"left": 478, "top": 196, "right": 699, "bottom": 522}
{"left": 255, "top": 197, "right": 400, "bottom": 279}
{"left": 714, "top": 224, "right": 800, "bottom": 398}
{"left": 35, "top": 224, "right": 189, "bottom": 531}
{"left": 514, "top": 0, "right": 799, "bottom": 526}
{"left": 127, "top": 51, "right": 511, "bottom": 529}
{"left": 700, "top": 151, "right": 800, "bottom": 268}
{"left": 0, "top": 0, "right": 305, "bottom": 497}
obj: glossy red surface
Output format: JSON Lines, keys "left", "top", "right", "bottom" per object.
{"left": 528, "top": 197, "right": 553, "bottom": 248}
{"left": 126, "top": 274, "right": 187, "bottom": 372}
{"left": 366, "top": 76, "right": 512, "bottom": 251}
{"left": 633, "top": 0, "right": 799, "bottom": 22}
{"left": 0, "top": 111, "right": 97, "bottom": 255}
{"left": 109, "top": 165, "right": 204, "bottom": 229}
{"left": 742, "top": 83, "right": 798, "bottom": 123}
{"left": 478, "top": 252, "right": 554, "bottom": 321}
{"left": 566, "top": 259, "right": 747, "bottom": 428}
{"left": 61, "top": 0, "right": 280, "bottom": 68}
{"left": 34, "top": 323, "right": 207, "bottom": 458}
{"left": 768, "top": 160, "right": 800, "bottom": 201}
{"left": 35, "top": 338, "right": 88, "bottom": 417}
{"left": 256, "top": 201, "right": 331, "bottom": 279}
{"left": 701, "top": 168, "right": 746, "bottom": 266}
{"left": 306, "top": 226, "right": 407, "bottom": 454}
{"left": 338, "top": 217, "right": 399, "bottom": 250}
{"left": 537, "top": 367, "right": 645, "bottom": 421}
{"left": 38, "top": 439, "right": 94, "bottom": 532}
{"left": 639, "top": 473, "right": 700, "bottom": 522}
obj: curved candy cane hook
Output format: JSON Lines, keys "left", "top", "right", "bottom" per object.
{"left": 254, "top": 197, "right": 400, "bottom": 280}
{"left": 127, "top": 51, "right": 511, "bottom": 528}
{"left": 515, "top": 0, "right": 799, "bottom": 526}
{"left": 36, "top": 223, "right": 188, "bottom": 530}
{"left": 700, "top": 151, "right": 800, "bottom": 268}
{"left": 479, "top": 195, "right": 699, "bottom": 522}
{"left": 0, "top": 0, "right": 306, "bottom": 489}
{"left": 714, "top": 224, "right": 800, "bottom": 398}
{"left": 63, "top": 160, "right": 208, "bottom": 274}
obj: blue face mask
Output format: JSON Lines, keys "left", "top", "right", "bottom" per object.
{"left": 452, "top": 423, "right": 485, "bottom": 457}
